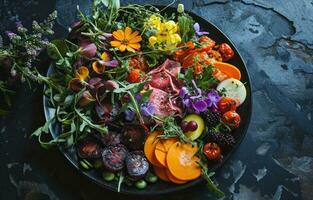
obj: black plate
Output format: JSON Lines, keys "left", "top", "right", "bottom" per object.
{"left": 43, "top": 5, "right": 252, "bottom": 195}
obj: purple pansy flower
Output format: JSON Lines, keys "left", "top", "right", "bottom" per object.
{"left": 125, "top": 108, "right": 135, "bottom": 121}
{"left": 192, "top": 100, "right": 208, "bottom": 113}
{"left": 140, "top": 103, "right": 155, "bottom": 117}
{"left": 194, "top": 23, "right": 209, "bottom": 36}
{"left": 179, "top": 80, "right": 221, "bottom": 113}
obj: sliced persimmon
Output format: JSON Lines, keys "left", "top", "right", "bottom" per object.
{"left": 213, "top": 61, "right": 241, "bottom": 80}
{"left": 166, "top": 169, "right": 188, "bottom": 184}
{"left": 153, "top": 166, "right": 170, "bottom": 182}
{"left": 144, "top": 131, "right": 163, "bottom": 167}
{"left": 166, "top": 142, "right": 201, "bottom": 181}
{"left": 154, "top": 138, "right": 177, "bottom": 167}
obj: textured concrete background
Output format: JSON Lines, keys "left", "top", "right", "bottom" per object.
{"left": 0, "top": 0, "right": 312, "bottom": 199}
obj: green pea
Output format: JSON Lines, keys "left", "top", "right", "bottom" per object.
{"left": 135, "top": 180, "right": 147, "bottom": 189}
{"left": 93, "top": 159, "right": 103, "bottom": 169}
{"left": 102, "top": 172, "right": 115, "bottom": 181}
{"left": 79, "top": 161, "right": 90, "bottom": 170}
{"left": 145, "top": 172, "right": 158, "bottom": 183}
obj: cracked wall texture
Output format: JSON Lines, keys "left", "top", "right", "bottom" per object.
{"left": 0, "top": 0, "right": 312, "bottom": 200}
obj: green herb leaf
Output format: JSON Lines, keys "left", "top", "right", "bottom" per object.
{"left": 178, "top": 14, "right": 195, "bottom": 42}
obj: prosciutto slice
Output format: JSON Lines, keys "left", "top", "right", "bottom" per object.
{"left": 147, "top": 59, "right": 183, "bottom": 117}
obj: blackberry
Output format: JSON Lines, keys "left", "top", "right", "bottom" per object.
{"left": 219, "top": 124, "right": 231, "bottom": 134}
{"left": 207, "top": 131, "right": 236, "bottom": 152}
{"left": 204, "top": 111, "right": 221, "bottom": 127}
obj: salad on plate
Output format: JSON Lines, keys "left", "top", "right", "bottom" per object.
{"left": 29, "top": 0, "right": 248, "bottom": 197}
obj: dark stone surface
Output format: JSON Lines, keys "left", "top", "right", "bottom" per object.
{"left": 0, "top": 0, "right": 312, "bottom": 199}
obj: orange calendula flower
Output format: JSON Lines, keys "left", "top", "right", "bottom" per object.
{"left": 110, "top": 27, "right": 142, "bottom": 52}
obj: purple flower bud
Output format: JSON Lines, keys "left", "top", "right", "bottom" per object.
{"left": 179, "top": 87, "right": 188, "bottom": 98}
{"left": 194, "top": 23, "right": 209, "bottom": 36}
{"left": 78, "top": 91, "right": 95, "bottom": 106}
{"left": 140, "top": 103, "right": 155, "bottom": 117}
{"left": 103, "top": 59, "right": 119, "bottom": 67}
{"left": 88, "top": 77, "right": 102, "bottom": 86}
{"left": 5, "top": 31, "right": 16, "bottom": 40}
{"left": 98, "top": 33, "right": 113, "bottom": 41}
{"left": 192, "top": 100, "right": 208, "bottom": 113}
{"left": 80, "top": 40, "right": 97, "bottom": 58}
{"left": 103, "top": 80, "right": 119, "bottom": 90}
{"left": 16, "top": 21, "right": 23, "bottom": 28}
{"left": 135, "top": 94, "right": 142, "bottom": 102}
{"left": 125, "top": 109, "right": 135, "bottom": 121}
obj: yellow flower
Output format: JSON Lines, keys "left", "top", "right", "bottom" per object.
{"left": 147, "top": 16, "right": 182, "bottom": 51}
{"left": 75, "top": 66, "right": 89, "bottom": 81}
{"left": 110, "top": 27, "right": 142, "bottom": 52}
{"left": 149, "top": 36, "right": 157, "bottom": 46}
{"left": 147, "top": 15, "right": 162, "bottom": 30}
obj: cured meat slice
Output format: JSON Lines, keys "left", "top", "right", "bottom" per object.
{"left": 149, "top": 88, "right": 182, "bottom": 116}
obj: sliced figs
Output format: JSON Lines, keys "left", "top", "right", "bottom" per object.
{"left": 123, "top": 125, "right": 147, "bottom": 150}
{"left": 76, "top": 138, "right": 102, "bottom": 159}
{"left": 126, "top": 151, "right": 149, "bottom": 179}
{"left": 102, "top": 144, "right": 128, "bottom": 172}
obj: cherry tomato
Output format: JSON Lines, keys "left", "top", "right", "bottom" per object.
{"left": 218, "top": 43, "right": 234, "bottom": 61}
{"left": 222, "top": 111, "right": 241, "bottom": 129}
{"left": 218, "top": 97, "right": 237, "bottom": 113}
{"left": 150, "top": 72, "right": 170, "bottom": 89}
{"left": 203, "top": 143, "right": 221, "bottom": 160}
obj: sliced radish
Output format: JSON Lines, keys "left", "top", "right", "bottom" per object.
{"left": 217, "top": 78, "right": 247, "bottom": 105}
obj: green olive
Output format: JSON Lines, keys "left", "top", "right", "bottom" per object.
{"left": 145, "top": 172, "right": 158, "bottom": 183}
{"left": 79, "top": 160, "right": 90, "bottom": 170}
{"left": 102, "top": 172, "right": 115, "bottom": 181}
{"left": 93, "top": 159, "right": 103, "bottom": 169}
{"left": 135, "top": 180, "right": 147, "bottom": 189}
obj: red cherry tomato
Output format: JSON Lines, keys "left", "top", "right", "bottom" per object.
{"left": 203, "top": 143, "right": 221, "bottom": 160}
{"left": 218, "top": 43, "right": 234, "bottom": 61}
{"left": 218, "top": 97, "right": 237, "bottom": 113}
{"left": 150, "top": 72, "right": 170, "bottom": 89}
{"left": 222, "top": 111, "right": 241, "bottom": 129}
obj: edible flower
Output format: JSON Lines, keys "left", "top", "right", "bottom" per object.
{"left": 140, "top": 103, "right": 155, "bottom": 117}
{"left": 179, "top": 80, "right": 221, "bottom": 113}
{"left": 125, "top": 108, "right": 135, "bottom": 121}
{"left": 194, "top": 23, "right": 209, "bottom": 36}
{"left": 68, "top": 66, "right": 89, "bottom": 92}
{"left": 147, "top": 16, "right": 181, "bottom": 51}
{"left": 75, "top": 66, "right": 89, "bottom": 81}
{"left": 92, "top": 52, "right": 118, "bottom": 74}
{"left": 80, "top": 40, "right": 97, "bottom": 58}
{"left": 110, "top": 27, "right": 142, "bottom": 52}
{"left": 78, "top": 91, "right": 95, "bottom": 107}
